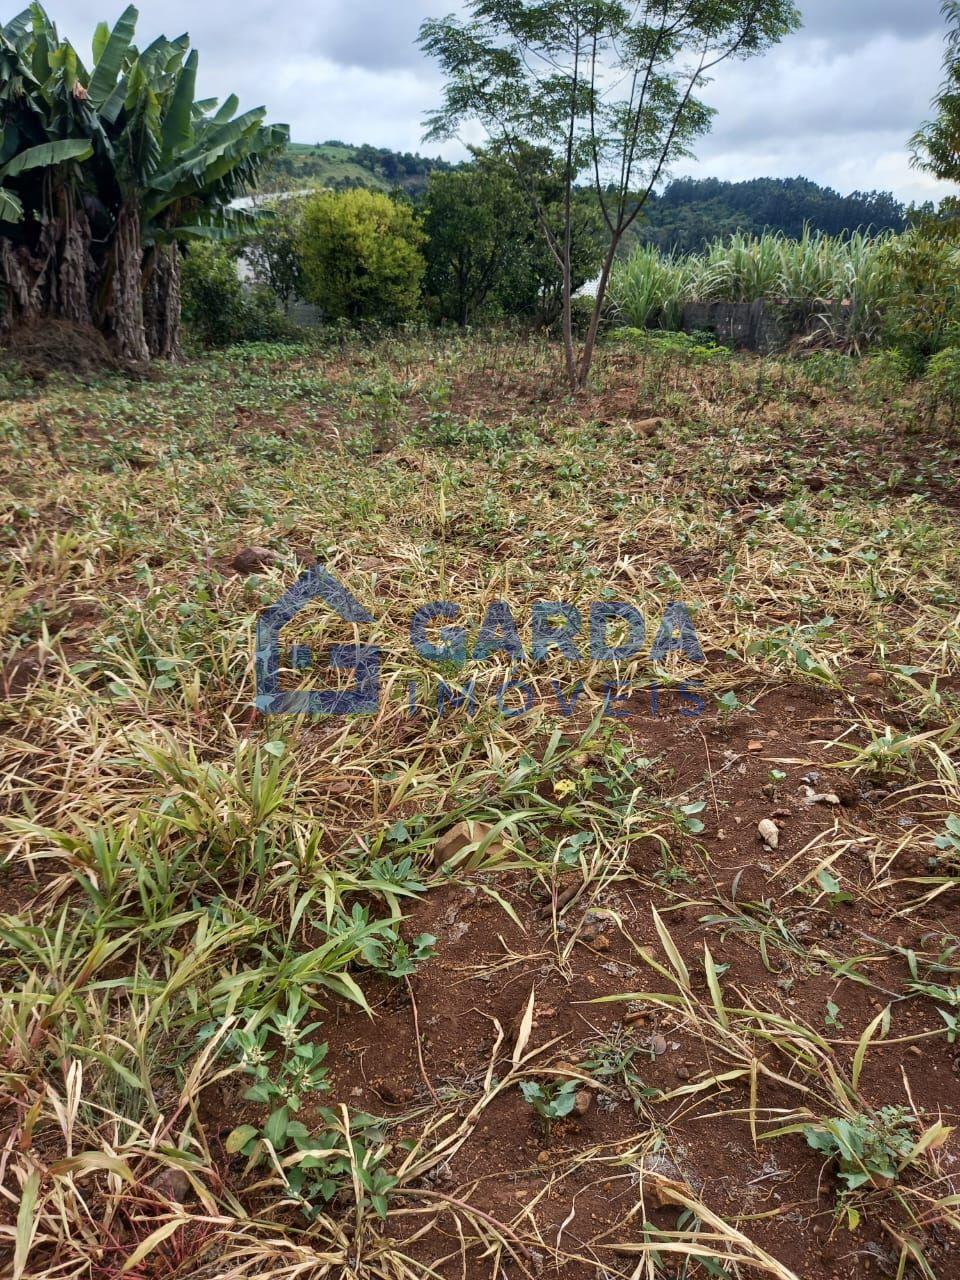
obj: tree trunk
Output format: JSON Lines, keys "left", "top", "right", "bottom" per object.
{"left": 58, "top": 202, "right": 94, "bottom": 326}
{"left": 109, "top": 203, "right": 149, "bottom": 364}
{"left": 561, "top": 257, "right": 577, "bottom": 391}
{"left": 576, "top": 234, "right": 620, "bottom": 389}
{"left": 0, "top": 239, "right": 46, "bottom": 327}
{"left": 144, "top": 243, "right": 182, "bottom": 360}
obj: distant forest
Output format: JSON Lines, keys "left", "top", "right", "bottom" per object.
{"left": 265, "top": 143, "right": 923, "bottom": 247}
{"left": 630, "top": 177, "right": 919, "bottom": 252}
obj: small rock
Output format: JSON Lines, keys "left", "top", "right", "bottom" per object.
{"left": 651, "top": 1034, "right": 668, "bottom": 1057}
{"left": 675, "top": 1066, "right": 692, "bottom": 1081}
{"left": 433, "top": 820, "right": 505, "bottom": 868}
{"left": 553, "top": 1060, "right": 582, "bottom": 1079}
{"left": 800, "top": 786, "right": 841, "bottom": 807}
{"left": 151, "top": 1168, "right": 191, "bottom": 1203}
{"left": 758, "top": 819, "right": 780, "bottom": 849}
{"left": 537, "top": 1150, "right": 551, "bottom": 1166}
{"left": 865, "top": 672, "right": 884, "bottom": 685}
{"left": 592, "top": 935, "right": 611, "bottom": 952}
{"left": 747, "top": 740, "right": 765, "bottom": 752}
{"left": 634, "top": 416, "right": 667, "bottom": 435}
{"left": 574, "top": 1088, "right": 593, "bottom": 1116}
{"left": 375, "top": 1080, "right": 412, "bottom": 1105}
{"left": 231, "top": 546, "right": 280, "bottom": 574}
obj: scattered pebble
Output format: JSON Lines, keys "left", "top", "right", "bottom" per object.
{"left": 231, "top": 545, "right": 280, "bottom": 574}
{"left": 758, "top": 819, "right": 780, "bottom": 848}
{"left": 800, "top": 786, "right": 841, "bottom": 806}
{"left": 574, "top": 1089, "right": 593, "bottom": 1116}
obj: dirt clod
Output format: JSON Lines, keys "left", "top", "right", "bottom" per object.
{"left": 231, "top": 546, "right": 280, "bottom": 574}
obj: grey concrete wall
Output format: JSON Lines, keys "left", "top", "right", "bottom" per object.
{"left": 679, "top": 300, "right": 838, "bottom": 354}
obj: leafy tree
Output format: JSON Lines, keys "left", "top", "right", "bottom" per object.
{"left": 181, "top": 241, "right": 247, "bottom": 346}
{"left": 298, "top": 189, "right": 426, "bottom": 324}
{"left": 420, "top": 0, "right": 800, "bottom": 390}
{"left": 913, "top": 0, "right": 960, "bottom": 186}
{"left": 880, "top": 229, "right": 960, "bottom": 370}
{"left": 481, "top": 147, "right": 605, "bottom": 326}
{"left": 245, "top": 197, "right": 305, "bottom": 313}
{"left": 0, "top": 5, "right": 286, "bottom": 361}
{"left": 422, "top": 165, "right": 529, "bottom": 325}
{"left": 181, "top": 241, "right": 290, "bottom": 346}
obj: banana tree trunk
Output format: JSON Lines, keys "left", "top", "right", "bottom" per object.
{"left": 108, "top": 202, "right": 149, "bottom": 364}
{"left": 57, "top": 200, "right": 94, "bottom": 326}
{"left": 0, "top": 239, "right": 46, "bottom": 327}
{"left": 143, "top": 243, "right": 182, "bottom": 360}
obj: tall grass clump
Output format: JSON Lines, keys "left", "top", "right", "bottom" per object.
{"left": 692, "top": 230, "right": 785, "bottom": 302}
{"left": 610, "top": 228, "right": 898, "bottom": 351}
{"left": 609, "top": 244, "right": 693, "bottom": 329}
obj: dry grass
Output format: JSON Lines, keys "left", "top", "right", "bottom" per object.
{"left": 1, "top": 328, "right": 959, "bottom": 1279}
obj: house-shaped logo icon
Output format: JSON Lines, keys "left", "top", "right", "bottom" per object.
{"left": 255, "top": 564, "right": 381, "bottom": 716}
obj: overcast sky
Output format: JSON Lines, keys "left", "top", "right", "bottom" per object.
{"left": 57, "top": 0, "right": 953, "bottom": 204}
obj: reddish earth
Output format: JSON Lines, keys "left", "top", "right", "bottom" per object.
{"left": 185, "top": 686, "right": 960, "bottom": 1278}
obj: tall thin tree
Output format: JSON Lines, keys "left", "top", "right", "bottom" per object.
{"left": 420, "top": 0, "right": 801, "bottom": 391}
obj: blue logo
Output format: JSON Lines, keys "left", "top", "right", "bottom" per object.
{"left": 255, "top": 564, "right": 381, "bottom": 716}
{"left": 256, "top": 563, "right": 705, "bottom": 720}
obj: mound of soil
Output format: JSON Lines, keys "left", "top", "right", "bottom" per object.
{"left": 1, "top": 319, "right": 122, "bottom": 379}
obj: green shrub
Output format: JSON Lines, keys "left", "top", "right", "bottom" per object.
{"left": 299, "top": 189, "right": 426, "bottom": 324}
{"left": 880, "top": 228, "right": 960, "bottom": 370}
{"left": 245, "top": 198, "right": 306, "bottom": 313}
{"left": 925, "top": 346, "right": 960, "bottom": 423}
{"left": 181, "top": 242, "right": 245, "bottom": 346}
{"left": 610, "top": 326, "right": 731, "bottom": 362}
{"left": 862, "top": 348, "right": 912, "bottom": 401}
{"left": 181, "top": 242, "right": 294, "bottom": 347}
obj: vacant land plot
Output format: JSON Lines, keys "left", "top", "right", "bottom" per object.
{"left": 2, "top": 332, "right": 960, "bottom": 1279}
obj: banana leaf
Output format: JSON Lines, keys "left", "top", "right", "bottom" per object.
{"left": 87, "top": 4, "right": 138, "bottom": 107}
{"left": 0, "top": 186, "right": 24, "bottom": 221}
{"left": 0, "top": 137, "right": 93, "bottom": 177}
{"left": 161, "top": 48, "right": 196, "bottom": 161}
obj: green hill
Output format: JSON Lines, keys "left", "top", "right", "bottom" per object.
{"left": 262, "top": 146, "right": 917, "bottom": 252}
{"left": 261, "top": 141, "right": 454, "bottom": 194}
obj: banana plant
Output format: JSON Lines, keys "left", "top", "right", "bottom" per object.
{"left": 0, "top": 4, "right": 287, "bottom": 359}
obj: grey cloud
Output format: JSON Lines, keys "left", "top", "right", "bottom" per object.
{"left": 798, "top": 0, "right": 944, "bottom": 41}
{"left": 318, "top": 0, "right": 437, "bottom": 70}
{"left": 48, "top": 1, "right": 957, "bottom": 201}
